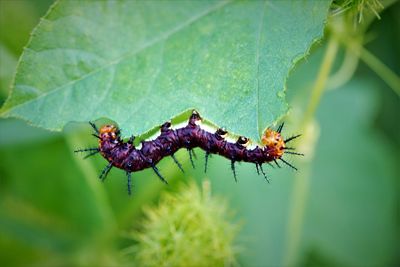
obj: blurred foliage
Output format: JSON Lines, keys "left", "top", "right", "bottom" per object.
{"left": 0, "top": 0, "right": 399, "bottom": 267}
{"left": 0, "top": 0, "right": 54, "bottom": 102}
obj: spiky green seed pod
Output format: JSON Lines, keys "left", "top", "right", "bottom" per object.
{"left": 128, "top": 181, "right": 240, "bottom": 267}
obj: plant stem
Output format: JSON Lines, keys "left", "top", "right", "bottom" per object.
{"left": 302, "top": 37, "right": 339, "bottom": 126}
{"left": 359, "top": 46, "right": 400, "bottom": 97}
{"left": 283, "top": 37, "right": 339, "bottom": 266}
{"left": 326, "top": 45, "right": 359, "bottom": 90}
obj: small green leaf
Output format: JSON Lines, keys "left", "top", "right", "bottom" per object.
{"left": 1, "top": 0, "right": 330, "bottom": 141}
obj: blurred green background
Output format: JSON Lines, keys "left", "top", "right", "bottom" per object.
{"left": 0, "top": 1, "right": 399, "bottom": 266}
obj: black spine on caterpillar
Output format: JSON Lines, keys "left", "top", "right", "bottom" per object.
{"left": 75, "top": 110, "right": 303, "bottom": 195}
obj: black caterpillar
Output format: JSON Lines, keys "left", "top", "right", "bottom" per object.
{"left": 75, "top": 110, "right": 303, "bottom": 195}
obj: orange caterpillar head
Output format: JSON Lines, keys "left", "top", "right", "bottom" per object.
{"left": 261, "top": 128, "right": 285, "bottom": 158}
{"left": 99, "top": 124, "right": 120, "bottom": 141}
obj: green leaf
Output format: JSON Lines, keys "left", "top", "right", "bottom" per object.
{"left": 1, "top": 0, "right": 330, "bottom": 141}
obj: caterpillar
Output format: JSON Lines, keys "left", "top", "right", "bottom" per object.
{"left": 75, "top": 110, "right": 303, "bottom": 195}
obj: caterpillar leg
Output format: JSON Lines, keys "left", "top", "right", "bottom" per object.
{"left": 274, "top": 159, "right": 281, "bottom": 168}
{"left": 84, "top": 150, "right": 100, "bottom": 159}
{"left": 204, "top": 152, "right": 210, "bottom": 173}
{"left": 187, "top": 149, "right": 196, "bottom": 169}
{"left": 284, "top": 134, "right": 302, "bottom": 143}
{"left": 277, "top": 122, "right": 284, "bottom": 133}
{"left": 259, "top": 164, "right": 270, "bottom": 183}
{"left": 284, "top": 151, "right": 305, "bottom": 156}
{"left": 92, "top": 133, "right": 101, "bottom": 139}
{"left": 279, "top": 158, "right": 298, "bottom": 171}
{"left": 267, "top": 162, "right": 275, "bottom": 168}
{"left": 89, "top": 121, "right": 99, "bottom": 133}
{"left": 74, "top": 148, "right": 100, "bottom": 159}
{"left": 99, "top": 162, "right": 113, "bottom": 181}
{"left": 191, "top": 148, "right": 198, "bottom": 159}
{"left": 231, "top": 160, "right": 237, "bottom": 182}
{"left": 126, "top": 171, "right": 132, "bottom": 195}
{"left": 255, "top": 163, "right": 260, "bottom": 175}
{"left": 171, "top": 154, "right": 184, "bottom": 173}
{"left": 74, "top": 148, "right": 99, "bottom": 153}
{"left": 151, "top": 164, "right": 168, "bottom": 184}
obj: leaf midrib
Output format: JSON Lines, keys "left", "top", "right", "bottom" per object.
{"left": 255, "top": 1, "right": 267, "bottom": 136}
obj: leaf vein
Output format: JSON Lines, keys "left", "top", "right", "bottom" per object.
{"left": 5, "top": 0, "right": 231, "bottom": 115}
{"left": 255, "top": 1, "right": 267, "bottom": 136}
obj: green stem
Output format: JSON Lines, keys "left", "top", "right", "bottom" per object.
{"left": 283, "top": 37, "right": 339, "bottom": 266}
{"left": 359, "top": 46, "right": 400, "bottom": 97}
{"left": 326, "top": 45, "right": 360, "bottom": 90}
{"left": 302, "top": 37, "right": 339, "bottom": 126}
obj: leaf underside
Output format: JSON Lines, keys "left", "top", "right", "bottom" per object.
{"left": 1, "top": 0, "right": 331, "bottom": 142}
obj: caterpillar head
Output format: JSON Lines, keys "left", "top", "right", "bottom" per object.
{"left": 99, "top": 124, "right": 120, "bottom": 142}
{"left": 261, "top": 128, "right": 285, "bottom": 158}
